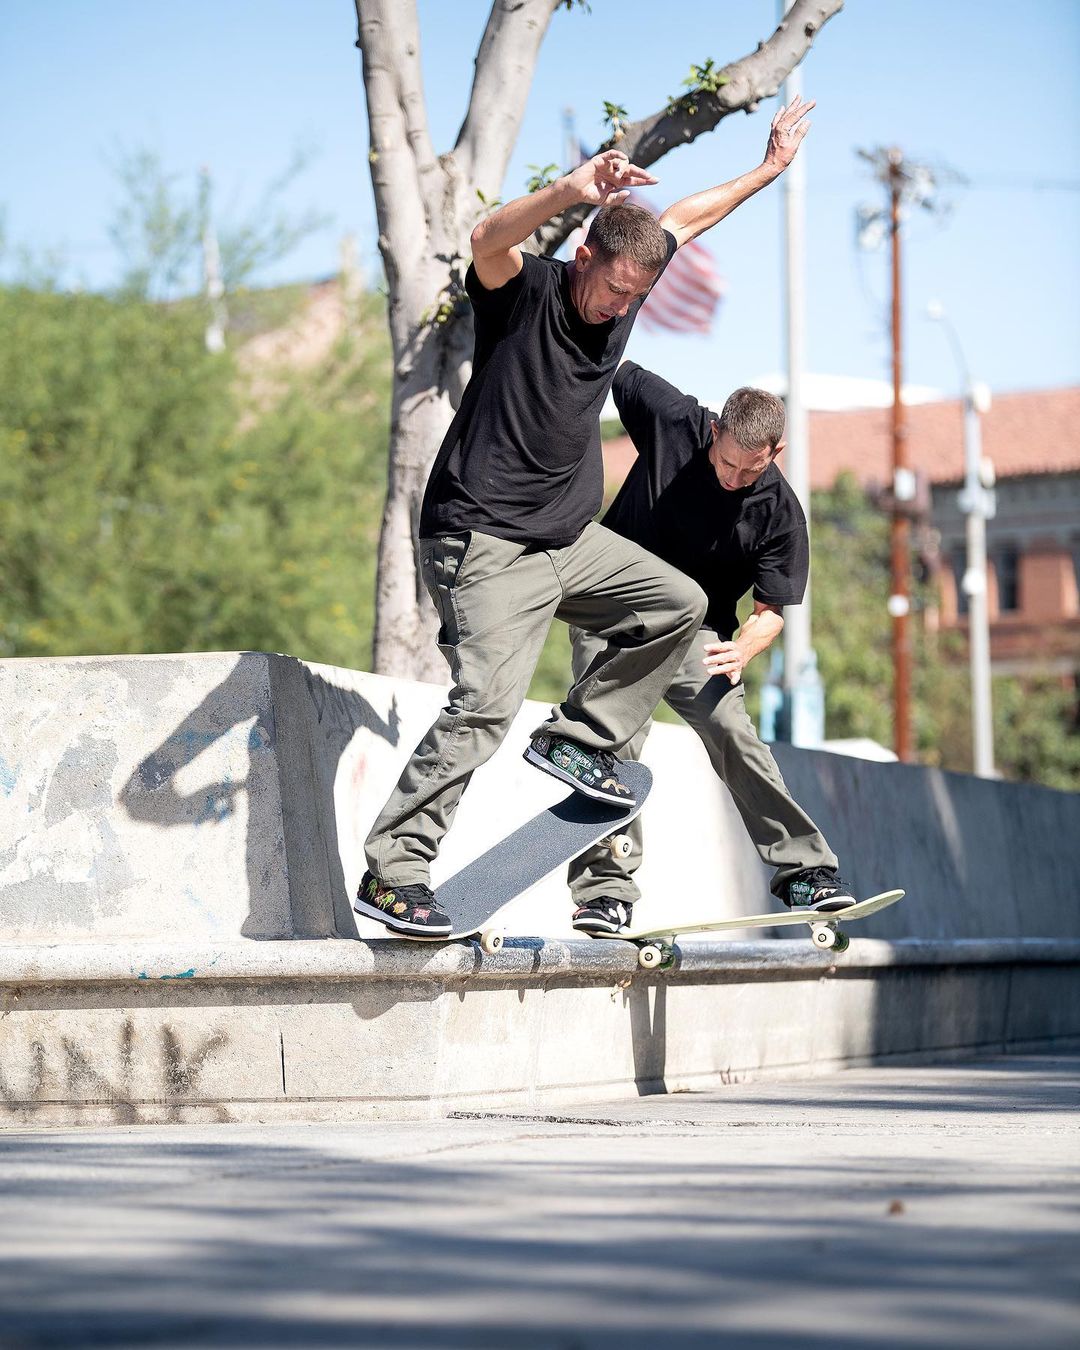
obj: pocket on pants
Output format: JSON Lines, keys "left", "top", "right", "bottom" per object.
{"left": 419, "top": 533, "right": 471, "bottom": 649}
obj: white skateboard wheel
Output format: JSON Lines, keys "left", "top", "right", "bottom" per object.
{"left": 638, "top": 944, "right": 663, "bottom": 969}
{"left": 811, "top": 923, "right": 837, "bottom": 949}
{"left": 479, "top": 929, "right": 504, "bottom": 955}
{"left": 607, "top": 834, "right": 633, "bottom": 860}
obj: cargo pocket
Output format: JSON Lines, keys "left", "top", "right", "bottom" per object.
{"left": 419, "top": 533, "right": 471, "bottom": 667}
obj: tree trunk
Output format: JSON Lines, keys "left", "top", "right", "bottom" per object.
{"left": 355, "top": 0, "right": 843, "bottom": 680}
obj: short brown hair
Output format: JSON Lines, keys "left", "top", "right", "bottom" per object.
{"left": 718, "top": 387, "right": 786, "bottom": 452}
{"left": 584, "top": 204, "right": 668, "bottom": 273}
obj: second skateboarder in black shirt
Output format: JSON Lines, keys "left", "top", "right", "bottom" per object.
{"left": 568, "top": 362, "right": 856, "bottom": 935}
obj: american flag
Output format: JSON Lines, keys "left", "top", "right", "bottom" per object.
{"left": 568, "top": 150, "right": 726, "bottom": 335}
{"left": 635, "top": 222, "right": 726, "bottom": 335}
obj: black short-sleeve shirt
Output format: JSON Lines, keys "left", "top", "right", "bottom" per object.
{"left": 603, "top": 361, "right": 809, "bottom": 639}
{"left": 420, "top": 234, "right": 677, "bottom": 549}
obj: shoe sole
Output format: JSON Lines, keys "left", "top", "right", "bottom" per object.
{"left": 572, "top": 919, "right": 625, "bottom": 935}
{"left": 786, "top": 897, "right": 858, "bottom": 914}
{"left": 353, "top": 896, "right": 452, "bottom": 937}
{"left": 524, "top": 746, "right": 637, "bottom": 807}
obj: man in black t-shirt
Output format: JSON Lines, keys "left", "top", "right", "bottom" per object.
{"left": 357, "top": 99, "right": 816, "bottom": 938}
{"left": 568, "top": 363, "right": 856, "bottom": 935}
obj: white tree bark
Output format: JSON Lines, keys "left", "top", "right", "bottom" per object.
{"left": 355, "top": 0, "right": 843, "bottom": 680}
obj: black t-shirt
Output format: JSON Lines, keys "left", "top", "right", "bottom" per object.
{"left": 604, "top": 361, "right": 809, "bottom": 639}
{"left": 420, "top": 234, "right": 677, "bottom": 548}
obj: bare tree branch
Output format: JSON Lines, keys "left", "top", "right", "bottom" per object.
{"left": 528, "top": 0, "right": 843, "bottom": 258}
{"left": 355, "top": 0, "right": 442, "bottom": 286}
{"left": 454, "top": 0, "right": 562, "bottom": 196}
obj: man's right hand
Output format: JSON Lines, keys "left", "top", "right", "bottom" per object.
{"left": 470, "top": 151, "right": 658, "bottom": 292}
{"left": 565, "top": 151, "right": 658, "bottom": 207}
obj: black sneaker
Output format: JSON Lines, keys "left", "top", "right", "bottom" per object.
{"left": 524, "top": 734, "right": 637, "bottom": 807}
{"left": 572, "top": 896, "right": 634, "bottom": 935}
{"left": 354, "top": 870, "right": 453, "bottom": 936}
{"left": 783, "top": 867, "right": 857, "bottom": 913}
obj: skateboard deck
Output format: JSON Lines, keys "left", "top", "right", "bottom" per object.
{"left": 596, "top": 888, "right": 905, "bottom": 967}
{"left": 390, "top": 761, "right": 652, "bottom": 949}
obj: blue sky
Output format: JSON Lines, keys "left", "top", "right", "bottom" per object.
{"left": 2, "top": 0, "right": 1078, "bottom": 401}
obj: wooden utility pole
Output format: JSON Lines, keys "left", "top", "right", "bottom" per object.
{"left": 857, "top": 144, "right": 953, "bottom": 762}
{"left": 888, "top": 149, "right": 913, "bottom": 762}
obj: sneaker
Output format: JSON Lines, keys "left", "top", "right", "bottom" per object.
{"left": 783, "top": 867, "right": 857, "bottom": 913}
{"left": 524, "top": 734, "right": 637, "bottom": 807}
{"left": 572, "top": 895, "right": 634, "bottom": 935}
{"left": 354, "top": 870, "right": 453, "bottom": 936}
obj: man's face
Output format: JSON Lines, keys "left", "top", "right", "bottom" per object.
{"left": 570, "top": 246, "right": 657, "bottom": 325}
{"left": 709, "top": 426, "right": 782, "bottom": 492}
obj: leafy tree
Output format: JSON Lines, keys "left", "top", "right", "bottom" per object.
{"left": 0, "top": 283, "right": 392, "bottom": 665}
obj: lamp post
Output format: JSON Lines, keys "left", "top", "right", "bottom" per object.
{"left": 927, "top": 301, "right": 996, "bottom": 778}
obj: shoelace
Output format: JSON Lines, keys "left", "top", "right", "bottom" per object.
{"left": 593, "top": 749, "right": 619, "bottom": 778}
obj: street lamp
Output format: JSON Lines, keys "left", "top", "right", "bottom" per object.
{"left": 926, "top": 301, "right": 996, "bottom": 778}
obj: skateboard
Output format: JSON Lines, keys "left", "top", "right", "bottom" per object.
{"left": 596, "top": 888, "right": 905, "bottom": 968}
{"left": 377, "top": 761, "right": 652, "bottom": 951}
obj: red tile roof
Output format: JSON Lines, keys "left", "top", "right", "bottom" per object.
{"left": 806, "top": 386, "right": 1080, "bottom": 490}
{"left": 601, "top": 386, "right": 1080, "bottom": 493}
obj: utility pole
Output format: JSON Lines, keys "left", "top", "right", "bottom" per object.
{"left": 857, "top": 146, "right": 952, "bottom": 762}
{"left": 777, "top": 0, "right": 823, "bottom": 748}
{"left": 887, "top": 149, "right": 913, "bottom": 762}
{"left": 928, "top": 301, "right": 996, "bottom": 777}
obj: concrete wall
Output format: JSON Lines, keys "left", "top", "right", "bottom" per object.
{"left": 3, "top": 650, "right": 1079, "bottom": 1126}
{"left": 3, "top": 651, "right": 1078, "bottom": 945}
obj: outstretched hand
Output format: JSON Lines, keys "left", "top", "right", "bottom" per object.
{"left": 764, "top": 94, "right": 815, "bottom": 172}
{"left": 567, "top": 150, "right": 658, "bottom": 207}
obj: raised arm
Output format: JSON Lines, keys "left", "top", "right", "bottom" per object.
{"left": 659, "top": 95, "right": 814, "bottom": 248}
{"left": 470, "top": 151, "right": 658, "bottom": 290}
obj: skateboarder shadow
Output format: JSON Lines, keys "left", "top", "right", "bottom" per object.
{"left": 120, "top": 654, "right": 400, "bottom": 939}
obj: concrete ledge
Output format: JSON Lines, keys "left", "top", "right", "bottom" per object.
{"left": 2, "top": 938, "right": 1078, "bottom": 1127}
{"left": 1, "top": 936, "right": 1078, "bottom": 986}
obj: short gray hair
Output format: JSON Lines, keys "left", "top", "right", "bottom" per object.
{"left": 718, "top": 387, "right": 786, "bottom": 452}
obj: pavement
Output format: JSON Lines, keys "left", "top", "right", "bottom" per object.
{"left": 0, "top": 1054, "right": 1076, "bottom": 1348}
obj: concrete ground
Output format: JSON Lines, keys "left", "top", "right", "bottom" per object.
{"left": 0, "top": 1055, "right": 1076, "bottom": 1349}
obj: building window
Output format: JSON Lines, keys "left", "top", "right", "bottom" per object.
{"left": 994, "top": 546, "right": 1020, "bottom": 614}
{"left": 951, "top": 548, "right": 969, "bottom": 617}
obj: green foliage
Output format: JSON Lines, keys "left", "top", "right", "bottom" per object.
{"left": 526, "top": 164, "right": 561, "bottom": 194}
{"left": 0, "top": 283, "right": 391, "bottom": 667}
{"left": 601, "top": 102, "right": 629, "bottom": 140}
{"left": 106, "top": 147, "right": 328, "bottom": 301}
{"left": 667, "top": 57, "right": 730, "bottom": 116}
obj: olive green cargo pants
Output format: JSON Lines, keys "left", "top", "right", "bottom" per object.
{"left": 364, "top": 525, "right": 708, "bottom": 886}
{"left": 567, "top": 625, "right": 839, "bottom": 905}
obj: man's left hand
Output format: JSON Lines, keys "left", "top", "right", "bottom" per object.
{"left": 764, "top": 94, "right": 815, "bottom": 173}
{"left": 702, "top": 639, "right": 746, "bottom": 684}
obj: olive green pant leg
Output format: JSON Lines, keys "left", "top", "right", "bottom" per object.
{"left": 538, "top": 523, "right": 707, "bottom": 754}
{"left": 567, "top": 626, "right": 838, "bottom": 906}
{"left": 365, "top": 532, "right": 561, "bottom": 885}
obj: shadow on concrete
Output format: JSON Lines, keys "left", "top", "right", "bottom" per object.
{"left": 120, "top": 654, "right": 400, "bottom": 940}
{"left": 0, "top": 1063, "right": 1076, "bottom": 1347}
